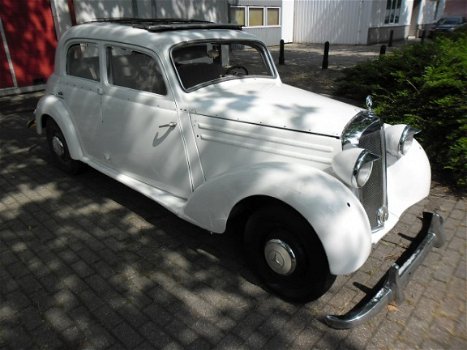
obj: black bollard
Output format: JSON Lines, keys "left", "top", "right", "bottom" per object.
{"left": 279, "top": 39, "right": 285, "bottom": 65}
{"left": 322, "top": 41, "right": 329, "bottom": 70}
{"left": 388, "top": 30, "right": 394, "bottom": 47}
{"left": 421, "top": 30, "right": 426, "bottom": 44}
{"left": 380, "top": 45, "right": 386, "bottom": 56}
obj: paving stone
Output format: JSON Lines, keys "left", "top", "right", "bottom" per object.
{"left": 186, "top": 337, "right": 213, "bottom": 350}
{"left": 111, "top": 322, "right": 144, "bottom": 349}
{"left": 139, "top": 322, "right": 173, "bottom": 348}
{"left": 232, "top": 312, "right": 266, "bottom": 340}
{"left": 76, "top": 289, "right": 105, "bottom": 312}
{"left": 4, "top": 325, "right": 34, "bottom": 350}
{"left": 71, "top": 260, "right": 95, "bottom": 279}
{"left": 164, "top": 318, "right": 199, "bottom": 346}
{"left": 61, "top": 325, "right": 83, "bottom": 348}
{"left": 44, "top": 306, "right": 74, "bottom": 332}
{"left": 18, "top": 306, "right": 45, "bottom": 332}
{"left": 30, "top": 324, "right": 64, "bottom": 349}
{"left": 290, "top": 326, "right": 323, "bottom": 349}
{"left": 143, "top": 304, "right": 174, "bottom": 327}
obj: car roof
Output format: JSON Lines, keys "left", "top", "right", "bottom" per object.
{"left": 59, "top": 20, "right": 258, "bottom": 51}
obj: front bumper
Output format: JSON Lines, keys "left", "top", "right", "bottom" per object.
{"left": 325, "top": 212, "right": 445, "bottom": 329}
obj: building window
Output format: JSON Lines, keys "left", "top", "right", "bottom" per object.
{"left": 229, "top": 6, "right": 280, "bottom": 27}
{"left": 385, "top": 0, "right": 402, "bottom": 24}
{"left": 267, "top": 8, "right": 280, "bottom": 26}
{"left": 230, "top": 6, "right": 246, "bottom": 26}
{"left": 249, "top": 7, "right": 264, "bottom": 27}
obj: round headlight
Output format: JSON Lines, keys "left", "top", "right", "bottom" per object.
{"left": 332, "top": 148, "right": 380, "bottom": 188}
{"left": 355, "top": 158, "right": 373, "bottom": 187}
{"left": 385, "top": 124, "right": 420, "bottom": 157}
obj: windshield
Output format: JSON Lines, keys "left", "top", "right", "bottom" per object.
{"left": 437, "top": 17, "right": 462, "bottom": 25}
{"left": 172, "top": 41, "right": 274, "bottom": 90}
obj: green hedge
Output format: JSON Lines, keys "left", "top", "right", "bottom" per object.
{"left": 335, "top": 29, "right": 467, "bottom": 190}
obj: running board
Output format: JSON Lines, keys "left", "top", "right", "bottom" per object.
{"left": 325, "top": 212, "right": 445, "bottom": 329}
{"left": 84, "top": 158, "right": 187, "bottom": 216}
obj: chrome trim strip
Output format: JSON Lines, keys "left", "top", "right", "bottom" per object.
{"left": 200, "top": 134, "right": 332, "bottom": 164}
{"left": 198, "top": 122, "right": 334, "bottom": 153}
{"left": 324, "top": 212, "right": 445, "bottom": 329}
{"left": 379, "top": 118, "right": 389, "bottom": 226}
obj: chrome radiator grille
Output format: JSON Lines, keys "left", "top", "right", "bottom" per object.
{"left": 358, "top": 124, "right": 386, "bottom": 229}
{"left": 342, "top": 112, "right": 387, "bottom": 230}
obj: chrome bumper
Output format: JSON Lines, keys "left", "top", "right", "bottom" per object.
{"left": 325, "top": 212, "right": 445, "bottom": 329}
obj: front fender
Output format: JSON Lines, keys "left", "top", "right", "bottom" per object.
{"left": 35, "top": 95, "right": 83, "bottom": 160}
{"left": 183, "top": 162, "right": 372, "bottom": 275}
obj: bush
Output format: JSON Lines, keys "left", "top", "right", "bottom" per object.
{"left": 335, "top": 29, "right": 467, "bottom": 190}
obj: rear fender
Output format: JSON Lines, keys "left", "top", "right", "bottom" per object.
{"left": 35, "top": 95, "right": 83, "bottom": 160}
{"left": 183, "top": 162, "right": 372, "bottom": 275}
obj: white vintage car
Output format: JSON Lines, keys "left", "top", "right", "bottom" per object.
{"left": 34, "top": 19, "right": 444, "bottom": 328}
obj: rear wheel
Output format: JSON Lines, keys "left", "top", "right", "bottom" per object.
{"left": 244, "top": 205, "right": 335, "bottom": 302}
{"left": 45, "top": 118, "right": 83, "bottom": 174}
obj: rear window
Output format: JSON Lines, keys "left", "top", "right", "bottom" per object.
{"left": 66, "top": 43, "right": 100, "bottom": 81}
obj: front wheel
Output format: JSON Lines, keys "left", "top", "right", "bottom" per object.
{"left": 244, "top": 205, "right": 335, "bottom": 302}
{"left": 45, "top": 118, "right": 84, "bottom": 174}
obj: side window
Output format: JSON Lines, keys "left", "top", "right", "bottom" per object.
{"left": 106, "top": 46, "right": 167, "bottom": 95}
{"left": 66, "top": 43, "right": 100, "bottom": 81}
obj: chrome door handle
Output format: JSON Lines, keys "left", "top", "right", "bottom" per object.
{"left": 159, "top": 122, "right": 177, "bottom": 128}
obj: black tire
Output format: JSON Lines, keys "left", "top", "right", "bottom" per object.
{"left": 45, "top": 118, "right": 84, "bottom": 174}
{"left": 244, "top": 204, "right": 336, "bottom": 302}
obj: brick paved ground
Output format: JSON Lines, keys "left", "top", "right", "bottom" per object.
{"left": 1, "top": 44, "right": 466, "bottom": 349}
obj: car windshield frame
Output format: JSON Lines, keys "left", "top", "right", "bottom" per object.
{"left": 170, "top": 39, "right": 277, "bottom": 92}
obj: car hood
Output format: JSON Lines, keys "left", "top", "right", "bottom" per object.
{"left": 183, "top": 80, "right": 362, "bottom": 137}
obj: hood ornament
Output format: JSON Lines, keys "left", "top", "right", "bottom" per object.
{"left": 365, "top": 95, "right": 373, "bottom": 113}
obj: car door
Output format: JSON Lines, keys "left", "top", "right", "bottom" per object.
{"left": 98, "top": 45, "right": 192, "bottom": 198}
{"left": 60, "top": 41, "right": 102, "bottom": 156}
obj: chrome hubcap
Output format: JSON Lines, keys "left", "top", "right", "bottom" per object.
{"left": 264, "top": 239, "right": 297, "bottom": 276}
{"left": 52, "top": 136, "right": 65, "bottom": 157}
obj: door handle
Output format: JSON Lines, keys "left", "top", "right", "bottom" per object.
{"left": 159, "top": 122, "right": 177, "bottom": 128}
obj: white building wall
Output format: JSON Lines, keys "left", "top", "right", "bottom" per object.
{"left": 369, "top": 0, "right": 413, "bottom": 27}
{"left": 292, "top": 0, "right": 445, "bottom": 44}
{"left": 293, "top": 0, "right": 373, "bottom": 44}
{"left": 282, "top": 0, "right": 295, "bottom": 42}
{"left": 418, "top": 0, "right": 445, "bottom": 23}
{"left": 50, "top": 0, "right": 73, "bottom": 38}
{"left": 72, "top": 0, "right": 227, "bottom": 24}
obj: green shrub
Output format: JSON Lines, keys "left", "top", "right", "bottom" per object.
{"left": 335, "top": 29, "right": 467, "bottom": 190}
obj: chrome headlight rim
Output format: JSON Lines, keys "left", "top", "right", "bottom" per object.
{"left": 386, "top": 124, "right": 420, "bottom": 158}
{"left": 399, "top": 125, "right": 420, "bottom": 156}
{"left": 352, "top": 150, "right": 379, "bottom": 188}
{"left": 332, "top": 148, "right": 380, "bottom": 189}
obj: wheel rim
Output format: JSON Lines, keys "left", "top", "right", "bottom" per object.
{"left": 264, "top": 239, "right": 297, "bottom": 276}
{"left": 52, "top": 135, "right": 65, "bottom": 157}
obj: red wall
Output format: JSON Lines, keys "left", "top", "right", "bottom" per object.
{"left": 0, "top": 0, "right": 57, "bottom": 88}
